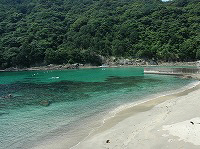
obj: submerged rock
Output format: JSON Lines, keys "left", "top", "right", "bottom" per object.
{"left": 39, "top": 100, "right": 51, "bottom": 106}
{"left": 0, "top": 112, "right": 9, "bottom": 116}
{"left": 1, "top": 94, "right": 12, "bottom": 99}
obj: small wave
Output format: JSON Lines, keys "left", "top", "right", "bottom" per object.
{"left": 50, "top": 77, "right": 60, "bottom": 79}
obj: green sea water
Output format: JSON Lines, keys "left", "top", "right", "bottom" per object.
{"left": 0, "top": 67, "right": 197, "bottom": 149}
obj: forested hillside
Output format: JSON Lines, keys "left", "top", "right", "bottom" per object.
{"left": 0, "top": 0, "right": 199, "bottom": 68}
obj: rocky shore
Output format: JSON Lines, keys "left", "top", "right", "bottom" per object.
{"left": 0, "top": 59, "right": 198, "bottom": 72}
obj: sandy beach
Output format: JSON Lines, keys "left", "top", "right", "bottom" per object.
{"left": 72, "top": 74, "right": 200, "bottom": 149}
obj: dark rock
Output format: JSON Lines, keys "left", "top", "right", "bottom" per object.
{"left": 190, "top": 121, "right": 194, "bottom": 125}
{"left": 40, "top": 100, "right": 51, "bottom": 106}
{"left": 106, "top": 140, "right": 110, "bottom": 143}
{"left": 186, "top": 75, "right": 192, "bottom": 79}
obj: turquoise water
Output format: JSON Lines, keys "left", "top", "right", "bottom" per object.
{"left": 0, "top": 67, "right": 196, "bottom": 149}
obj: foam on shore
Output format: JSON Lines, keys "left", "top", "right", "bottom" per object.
{"left": 93, "top": 80, "right": 200, "bottom": 132}
{"left": 104, "top": 80, "right": 200, "bottom": 122}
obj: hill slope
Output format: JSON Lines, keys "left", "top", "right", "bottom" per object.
{"left": 0, "top": 0, "right": 200, "bottom": 68}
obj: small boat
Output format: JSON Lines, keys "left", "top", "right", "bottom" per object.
{"left": 99, "top": 64, "right": 109, "bottom": 68}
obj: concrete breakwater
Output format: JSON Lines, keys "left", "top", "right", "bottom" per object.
{"left": 144, "top": 67, "right": 200, "bottom": 75}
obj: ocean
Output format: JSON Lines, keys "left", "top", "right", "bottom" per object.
{"left": 0, "top": 67, "right": 197, "bottom": 149}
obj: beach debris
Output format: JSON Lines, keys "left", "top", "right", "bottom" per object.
{"left": 39, "top": 100, "right": 51, "bottom": 106}
{"left": 106, "top": 140, "right": 110, "bottom": 143}
{"left": 190, "top": 121, "right": 200, "bottom": 125}
{"left": 190, "top": 121, "right": 194, "bottom": 125}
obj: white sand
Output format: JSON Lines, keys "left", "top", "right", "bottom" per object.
{"left": 163, "top": 117, "right": 200, "bottom": 146}
{"left": 73, "top": 78, "right": 200, "bottom": 149}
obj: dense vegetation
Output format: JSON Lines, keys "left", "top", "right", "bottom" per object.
{"left": 0, "top": 0, "right": 199, "bottom": 68}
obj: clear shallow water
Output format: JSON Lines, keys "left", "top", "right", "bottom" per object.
{"left": 0, "top": 67, "right": 196, "bottom": 149}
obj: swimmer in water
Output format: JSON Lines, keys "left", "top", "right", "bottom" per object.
{"left": 2, "top": 94, "right": 12, "bottom": 99}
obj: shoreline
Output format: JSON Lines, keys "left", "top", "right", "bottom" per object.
{"left": 70, "top": 80, "right": 199, "bottom": 149}
{"left": 0, "top": 61, "right": 198, "bottom": 72}
{"left": 4, "top": 68, "right": 199, "bottom": 149}
{"left": 30, "top": 78, "right": 199, "bottom": 149}
{"left": 89, "top": 81, "right": 200, "bottom": 136}
{"left": 73, "top": 74, "right": 200, "bottom": 149}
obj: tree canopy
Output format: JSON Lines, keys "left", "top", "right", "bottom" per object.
{"left": 0, "top": 0, "right": 199, "bottom": 68}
